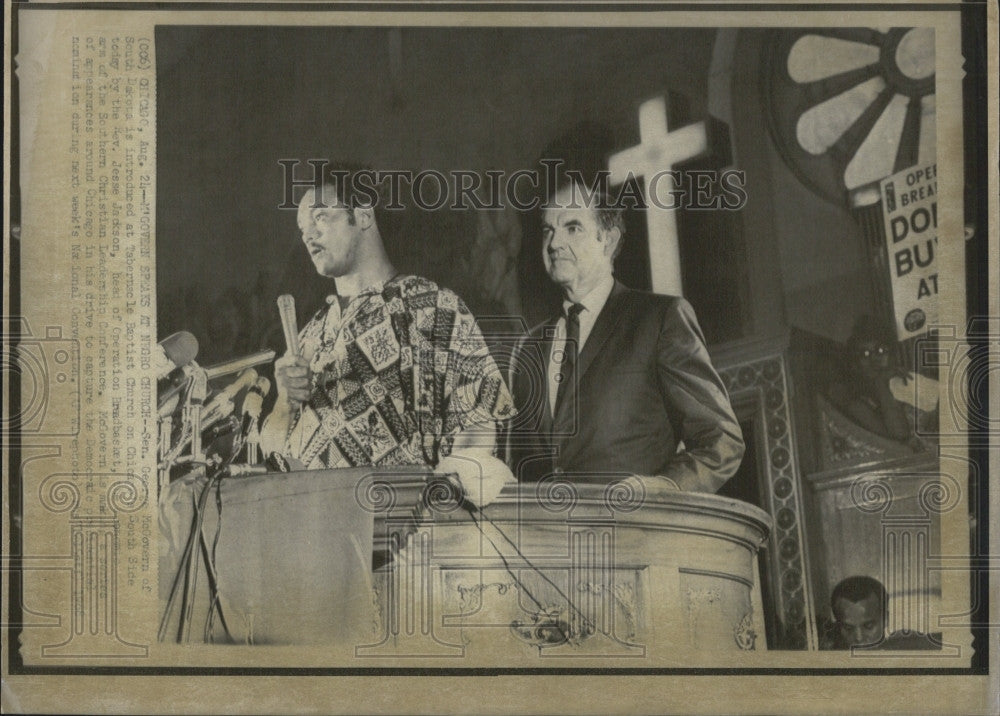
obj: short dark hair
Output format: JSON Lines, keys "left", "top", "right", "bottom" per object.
{"left": 831, "top": 575, "right": 888, "bottom": 618}
{"left": 310, "top": 161, "right": 389, "bottom": 229}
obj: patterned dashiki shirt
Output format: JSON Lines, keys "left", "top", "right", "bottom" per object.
{"left": 285, "top": 274, "right": 514, "bottom": 469}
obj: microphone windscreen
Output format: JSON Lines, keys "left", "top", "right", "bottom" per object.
{"left": 252, "top": 376, "right": 272, "bottom": 396}
{"left": 265, "top": 452, "right": 291, "bottom": 473}
{"left": 152, "top": 344, "right": 176, "bottom": 381}
{"left": 242, "top": 377, "right": 271, "bottom": 420}
{"left": 159, "top": 331, "right": 199, "bottom": 369}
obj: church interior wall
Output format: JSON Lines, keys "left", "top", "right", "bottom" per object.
{"left": 156, "top": 26, "right": 720, "bottom": 360}
{"left": 722, "top": 29, "right": 877, "bottom": 346}
{"left": 147, "top": 24, "right": 950, "bottom": 649}
{"left": 158, "top": 25, "right": 877, "bottom": 355}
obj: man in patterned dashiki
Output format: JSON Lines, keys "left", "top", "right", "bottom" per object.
{"left": 260, "top": 165, "right": 515, "bottom": 507}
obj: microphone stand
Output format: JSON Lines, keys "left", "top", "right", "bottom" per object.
{"left": 157, "top": 365, "right": 211, "bottom": 500}
{"left": 184, "top": 368, "right": 208, "bottom": 464}
{"left": 243, "top": 418, "right": 261, "bottom": 465}
{"left": 157, "top": 414, "right": 174, "bottom": 500}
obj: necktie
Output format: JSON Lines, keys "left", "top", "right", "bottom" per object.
{"left": 555, "top": 303, "right": 584, "bottom": 412}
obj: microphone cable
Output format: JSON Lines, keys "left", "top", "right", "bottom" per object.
{"left": 454, "top": 492, "right": 602, "bottom": 643}
{"left": 203, "top": 475, "right": 233, "bottom": 643}
{"left": 158, "top": 453, "right": 240, "bottom": 643}
{"left": 158, "top": 463, "right": 220, "bottom": 642}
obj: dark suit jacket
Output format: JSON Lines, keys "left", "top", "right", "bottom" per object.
{"left": 507, "top": 281, "right": 744, "bottom": 493}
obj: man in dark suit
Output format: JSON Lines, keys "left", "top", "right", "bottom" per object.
{"left": 507, "top": 180, "right": 744, "bottom": 492}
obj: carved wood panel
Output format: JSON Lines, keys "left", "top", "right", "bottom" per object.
{"left": 718, "top": 347, "right": 818, "bottom": 649}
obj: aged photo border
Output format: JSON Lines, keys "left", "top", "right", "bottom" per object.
{"left": 3, "top": 0, "right": 996, "bottom": 706}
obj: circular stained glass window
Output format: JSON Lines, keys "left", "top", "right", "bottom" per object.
{"left": 763, "top": 28, "right": 936, "bottom": 205}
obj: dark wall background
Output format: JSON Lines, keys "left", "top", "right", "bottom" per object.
{"left": 156, "top": 26, "right": 875, "bottom": 367}
{"left": 152, "top": 24, "right": 961, "bottom": 653}
{"left": 155, "top": 26, "right": 718, "bottom": 363}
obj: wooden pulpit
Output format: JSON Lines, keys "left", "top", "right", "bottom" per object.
{"left": 159, "top": 467, "right": 772, "bottom": 657}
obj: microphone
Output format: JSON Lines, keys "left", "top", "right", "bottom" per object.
{"left": 158, "top": 362, "right": 205, "bottom": 419}
{"left": 240, "top": 376, "right": 271, "bottom": 434}
{"left": 203, "top": 349, "right": 277, "bottom": 380}
{"left": 202, "top": 368, "right": 259, "bottom": 426}
{"left": 277, "top": 294, "right": 299, "bottom": 355}
{"left": 265, "top": 451, "right": 291, "bottom": 473}
{"left": 203, "top": 414, "right": 243, "bottom": 465}
{"left": 225, "top": 463, "right": 269, "bottom": 477}
{"left": 239, "top": 376, "right": 271, "bottom": 465}
{"left": 157, "top": 332, "right": 199, "bottom": 413}
{"left": 157, "top": 391, "right": 181, "bottom": 420}
{"left": 225, "top": 451, "right": 290, "bottom": 478}
{"left": 275, "top": 294, "right": 304, "bottom": 464}
{"left": 152, "top": 344, "right": 177, "bottom": 382}
{"left": 156, "top": 331, "right": 199, "bottom": 380}
{"left": 182, "top": 364, "right": 209, "bottom": 460}
{"left": 186, "top": 364, "right": 209, "bottom": 405}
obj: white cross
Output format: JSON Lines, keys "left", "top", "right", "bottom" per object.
{"left": 608, "top": 96, "right": 708, "bottom": 296}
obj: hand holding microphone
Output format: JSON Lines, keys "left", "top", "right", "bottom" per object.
{"left": 260, "top": 294, "right": 313, "bottom": 461}
{"left": 274, "top": 354, "right": 311, "bottom": 408}
{"left": 274, "top": 294, "right": 311, "bottom": 409}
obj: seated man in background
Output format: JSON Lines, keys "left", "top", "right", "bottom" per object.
{"left": 823, "top": 575, "right": 888, "bottom": 649}
{"left": 822, "top": 575, "right": 941, "bottom": 650}
{"left": 261, "top": 163, "right": 515, "bottom": 507}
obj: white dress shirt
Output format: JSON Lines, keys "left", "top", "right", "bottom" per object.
{"left": 547, "top": 273, "right": 616, "bottom": 415}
